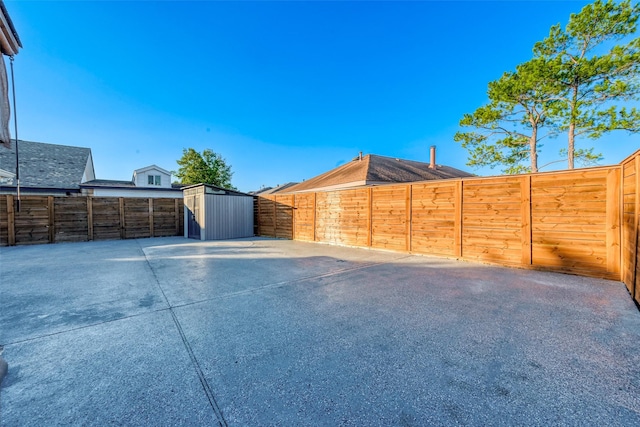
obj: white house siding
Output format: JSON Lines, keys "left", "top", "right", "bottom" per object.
{"left": 134, "top": 168, "right": 171, "bottom": 189}
{"left": 91, "top": 188, "right": 183, "bottom": 198}
{"left": 203, "top": 194, "right": 254, "bottom": 240}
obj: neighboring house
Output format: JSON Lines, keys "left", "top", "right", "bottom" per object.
{"left": 81, "top": 165, "right": 183, "bottom": 199}
{"left": 0, "top": 167, "right": 14, "bottom": 184}
{"left": 284, "top": 147, "right": 474, "bottom": 193}
{"left": 251, "top": 182, "right": 299, "bottom": 195}
{"left": 0, "top": 140, "right": 95, "bottom": 195}
{"left": 0, "top": 140, "right": 182, "bottom": 198}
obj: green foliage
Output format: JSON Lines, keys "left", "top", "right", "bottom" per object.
{"left": 457, "top": 0, "right": 640, "bottom": 174}
{"left": 175, "top": 148, "right": 235, "bottom": 189}
{"left": 533, "top": 0, "right": 640, "bottom": 168}
{"left": 454, "top": 58, "right": 561, "bottom": 174}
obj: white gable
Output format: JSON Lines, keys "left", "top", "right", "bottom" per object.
{"left": 133, "top": 165, "right": 172, "bottom": 189}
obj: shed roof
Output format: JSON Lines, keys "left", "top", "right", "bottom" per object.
{"left": 0, "top": 140, "right": 93, "bottom": 189}
{"left": 181, "top": 183, "right": 252, "bottom": 197}
{"left": 285, "top": 154, "right": 474, "bottom": 193}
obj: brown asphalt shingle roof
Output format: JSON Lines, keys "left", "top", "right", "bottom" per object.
{"left": 285, "top": 154, "right": 473, "bottom": 193}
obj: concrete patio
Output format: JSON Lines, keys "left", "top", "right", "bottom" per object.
{"left": 0, "top": 237, "right": 639, "bottom": 426}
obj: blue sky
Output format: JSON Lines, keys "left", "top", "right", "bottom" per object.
{"left": 6, "top": 0, "right": 639, "bottom": 192}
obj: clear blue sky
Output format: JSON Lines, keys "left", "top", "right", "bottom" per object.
{"left": 6, "top": 0, "right": 639, "bottom": 192}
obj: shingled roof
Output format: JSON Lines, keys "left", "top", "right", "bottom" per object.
{"left": 285, "top": 154, "right": 473, "bottom": 193}
{"left": 0, "top": 140, "right": 94, "bottom": 189}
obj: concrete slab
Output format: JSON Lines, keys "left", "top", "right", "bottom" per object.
{"left": 1, "top": 237, "right": 639, "bottom": 425}
{"left": 0, "top": 310, "right": 218, "bottom": 425}
{"left": 138, "top": 237, "right": 409, "bottom": 307}
{"left": 0, "top": 240, "right": 167, "bottom": 344}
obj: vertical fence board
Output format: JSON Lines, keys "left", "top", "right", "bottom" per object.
{"left": 367, "top": 188, "right": 372, "bottom": 247}
{"left": 119, "top": 198, "right": 125, "bottom": 239}
{"left": 48, "top": 196, "right": 54, "bottom": 243}
{"left": 521, "top": 176, "right": 532, "bottom": 266}
{"left": 636, "top": 155, "right": 640, "bottom": 304}
{"left": 7, "top": 195, "right": 15, "bottom": 246}
{"left": 454, "top": 181, "right": 462, "bottom": 258}
{"left": 606, "top": 168, "right": 621, "bottom": 276}
{"left": 149, "top": 198, "right": 154, "bottom": 237}
{"left": 87, "top": 197, "right": 94, "bottom": 241}
{"left": 406, "top": 185, "right": 412, "bottom": 252}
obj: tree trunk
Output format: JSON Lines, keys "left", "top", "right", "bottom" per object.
{"left": 568, "top": 122, "right": 575, "bottom": 169}
{"left": 530, "top": 124, "right": 538, "bottom": 173}
{"left": 568, "top": 85, "right": 578, "bottom": 170}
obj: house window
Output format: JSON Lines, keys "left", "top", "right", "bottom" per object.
{"left": 148, "top": 175, "right": 161, "bottom": 186}
{"left": 154, "top": 175, "right": 161, "bottom": 186}
{"left": 148, "top": 175, "right": 154, "bottom": 185}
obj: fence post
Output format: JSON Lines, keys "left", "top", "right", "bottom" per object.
{"left": 7, "top": 194, "right": 15, "bottom": 246}
{"left": 273, "top": 196, "right": 277, "bottom": 238}
{"left": 367, "top": 187, "right": 372, "bottom": 247}
{"left": 635, "top": 155, "right": 640, "bottom": 302}
{"left": 520, "top": 176, "right": 532, "bottom": 266}
{"left": 149, "top": 198, "right": 154, "bottom": 238}
{"left": 606, "top": 168, "right": 621, "bottom": 278}
{"left": 454, "top": 180, "right": 463, "bottom": 258}
{"left": 312, "top": 193, "right": 317, "bottom": 242}
{"left": 175, "top": 199, "right": 180, "bottom": 236}
{"left": 292, "top": 195, "right": 296, "bottom": 240}
{"left": 119, "top": 197, "right": 125, "bottom": 239}
{"left": 256, "top": 197, "right": 262, "bottom": 236}
{"left": 48, "top": 196, "right": 54, "bottom": 243}
{"left": 406, "top": 185, "right": 412, "bottom": 252}
{"left": 87, "top": 197, "right": 94, "bottom": 241}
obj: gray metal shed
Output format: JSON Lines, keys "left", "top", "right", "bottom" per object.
{"left": 183, "top": 184, "right": 254, "bottom": 240}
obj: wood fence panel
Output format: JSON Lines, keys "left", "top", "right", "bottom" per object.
{"left": 371, "top": 185, "right": 408, "bottom": 251}
{"left": 14, "top": 196, "right": 50, "bottom": 245}
{"left": 275, "top": 195, "right": 294, "bottom": 239}
{"left": 622, "top": 158, "right": 635, "bottom": 293}
{"left": 153, "top": 198, "right": 180, "bottom": 237}
{"left": 257, "top": 196, "right": 275, "bottom": 237}
{"left": 123, "top": 198, "right": 150, "bottom": 239}
{"left": 622, "top": 152, "right": 640, "bottom": 304}
{"left": 54, "top": 197, "right": 88, "bottom": 243}
{"left": 315, "top": 189, "right": 369, "bottom": 247}
{"left": 410, "top": 181, "right": 457, "bottom": 256}
{"left": 92, "top": 197, "right": 122, "bottom": 241}
{"left": 531, "top": 169, "right": 612, "bottom": 279}
{"left": 0, "top": 196, "right": 182, "bottom": 245}
{"left": 462, "top": 178, "right": 523, "bottom": 266}
{"left": 294, "top": 193, "right": 315, "bottom": 241}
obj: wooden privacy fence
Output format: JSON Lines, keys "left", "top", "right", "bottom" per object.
{"left": 0, "top": 196, "right": 183, "bottom": 246}
{"left": 257, "top": 151, "right": 640, "bottom": 306}
{"left": 622, "top": 151, "right": 640, "bottom": 305}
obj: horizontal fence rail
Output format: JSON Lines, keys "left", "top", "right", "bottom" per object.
{"left": 0, "top": 196, "right": 183, "bottom": 246}
{"left": 257, "top": 150, "right": 640, "bottom": 307}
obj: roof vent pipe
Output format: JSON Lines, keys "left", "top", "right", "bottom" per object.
{"left": 429, "top": 145, "right": 436, "bottom": 169}
{"left": 359, "top": 151, "right": 363, "bottom": 161}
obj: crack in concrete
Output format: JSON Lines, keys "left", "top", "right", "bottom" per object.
{"left": 137, "top": 240, "right": 228, "bottom": 427}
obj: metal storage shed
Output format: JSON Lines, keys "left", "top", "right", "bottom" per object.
{"left": 183, "top": 184, "right": 254, "bottom": 240}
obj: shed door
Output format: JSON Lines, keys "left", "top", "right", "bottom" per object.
{"left": 187, "top": 195, "right": 201, "bottom": 239}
